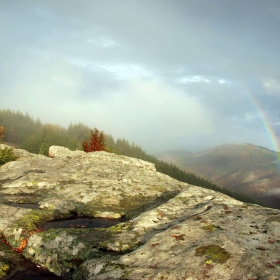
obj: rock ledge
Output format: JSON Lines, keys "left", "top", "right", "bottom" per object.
{"left": 0, "top": 145, "right": 280, "bottom": 279}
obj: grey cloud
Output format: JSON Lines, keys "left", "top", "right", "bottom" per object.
{"left": 1, "top": 0, "right": 280, "bottom": 153}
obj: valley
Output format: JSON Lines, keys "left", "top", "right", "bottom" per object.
{"left": 155, "top": 143, "right": 280, "bottom": 209}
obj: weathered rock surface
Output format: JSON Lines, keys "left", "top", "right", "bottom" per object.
{"left": 1, "top": 144, "right": 280, "bottom": 279}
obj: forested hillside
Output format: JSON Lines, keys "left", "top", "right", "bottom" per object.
{"left": 0, "top": 109, "right": 259, "bottom": 205}
{"left": 0, "top": 109, "right": 116, "bottom": 155}
{"left": 155, "top": 145, "right": 280, "bottom": 209}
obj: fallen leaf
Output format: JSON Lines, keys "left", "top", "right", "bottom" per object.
{"left": 14, "top": 238, "right": 28, "bottom": 253}
{"left": 149, "top": 243, "right": 160, "bottom": 247}
{"left": 172, "top": 234, "right": 185, "bottom": 241}
{"left": 256, "top": 246, "right": 266, "bottom": 251}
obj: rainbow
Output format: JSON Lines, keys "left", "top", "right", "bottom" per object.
{"left": 242, "top": 86, "right": 280, "bottom": 168}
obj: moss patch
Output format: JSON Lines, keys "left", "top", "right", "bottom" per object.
{"left": 5, "top": 209, "right": 59, "bottom": 248}
{"left": 202, "top": 224, "right": 222, "bottom": 231}
{"left": 98, "top": 260, "right": 130, "bottom": 278}
{"left": 103, "top": 221, "right": 134, "bottom": 233}
{"left": 0, "top": 262, "right": 10, "bottom": 278}
{"left": 13, "top": 209, "right": 54, "bottom": 231}
{"left": 195, "top": 245, "right": 231, "bottom": 264}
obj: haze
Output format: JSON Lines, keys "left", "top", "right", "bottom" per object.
{"left": 1, "top": 0, "right": 280, "bottom": 153}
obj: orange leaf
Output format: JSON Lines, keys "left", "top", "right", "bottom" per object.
{"left": 172, "top": 234, "right": 185, "bottom": 241}
{"left": 14, "top": 238, "right": 28, "bottom": 253}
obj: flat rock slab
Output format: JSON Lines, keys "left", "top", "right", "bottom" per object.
{"left": 0, "top": 145, "right": 280, "bottom": 279}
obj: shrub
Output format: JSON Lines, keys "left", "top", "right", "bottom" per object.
{"left": 0, "top": 147, "right": 18, "bottom": 166}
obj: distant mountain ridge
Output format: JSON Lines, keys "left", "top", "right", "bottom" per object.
{"left": 155, "top": 143, "right": 280, "bottom": 209}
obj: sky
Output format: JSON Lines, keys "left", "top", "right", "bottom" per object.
{"left": 1, "top": 0, "right": 280, "bottom": 153}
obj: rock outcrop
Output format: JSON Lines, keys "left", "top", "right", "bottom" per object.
{"left": 1, "top": 144, "right": 280, "bottom": 279}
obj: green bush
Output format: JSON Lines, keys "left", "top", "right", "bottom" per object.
{"left": 0, "top": 147, "right": 18, "bottom": 166}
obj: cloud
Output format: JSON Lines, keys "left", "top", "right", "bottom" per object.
{"left": 66, "top": 58, "right": 154, "bottom": 80}
{"left": 262, "top": 77, "right": 280, "bottom": 96}
{"left": 2, "top": 54, "right": 85, "bottom": 124}
{"left": 1, "top": 0, "right": 280, "bottom": 153}
{"left": 175, "top": 75, "right": 231, "bottom": 85}
{"left": 176, "top": 75, "right": 210, "bottom": 84}
{"left": 95, "top": 64, "right": 154, "bottom": 80}
{"left": 86, "top": 37, "right": 122, "bottom": 48}
{"left": 218, "top": 79, "right": 230, "bottom": 85}
{"left": 75, "top": 78, "right": 215, "bottom": 151}
{"left": 233, "top": 112, "right": 259, "bottom": 123}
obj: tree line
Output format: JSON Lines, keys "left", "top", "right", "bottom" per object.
{"left": 0, "top": 109, "right": 260, "bottom": 205}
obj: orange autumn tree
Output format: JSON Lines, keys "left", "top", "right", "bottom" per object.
{"left": 0, "top": 126, "right": 5, "bottom": 142}
{"left": 82, "top": 128, "right": 105, "bottom": 152}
